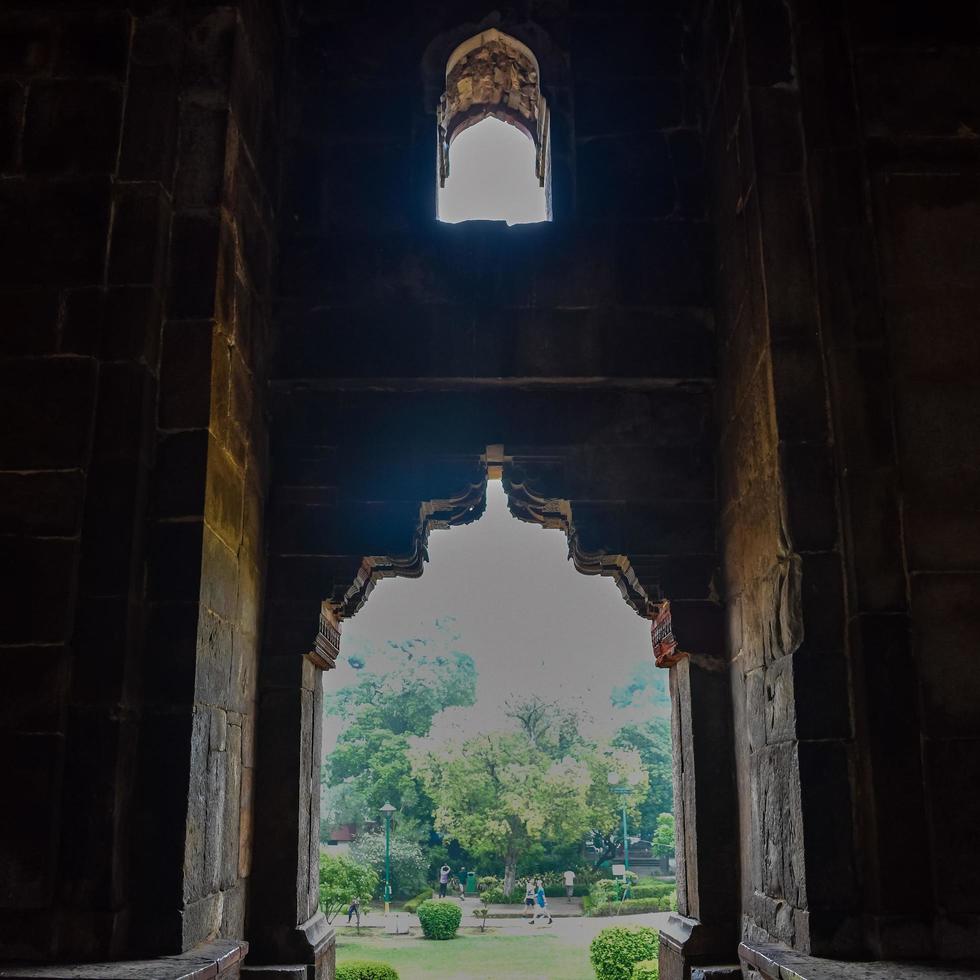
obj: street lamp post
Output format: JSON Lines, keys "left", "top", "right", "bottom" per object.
{"left": 607, "top": 771, "right": 642, "bottom": 895}
{"left": 380, "top": 803, "right": 396, "bottom": 914}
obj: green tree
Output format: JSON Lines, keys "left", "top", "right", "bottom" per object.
{"left": 318, "top": 853, "right": 378, "bottom": 923}
{"left": 612, "top": 719, "right": 673, "bottom": 837}
{"left": 326, "top": 623, "right": 477, "bottom": 738}
{"left": 348, "top": 830, "right": 429, "bottom": 900}
{"left": 412, "top": 732, "right": 644, "bottom": 895}
{"left": 322, "top": 623, "right": 477, "bottom": 836}
{"left": 504, "top": 694, "right": 590, "bottom": 759}
{"left": 651, "top": 812, "right": 675, "bottom": 858}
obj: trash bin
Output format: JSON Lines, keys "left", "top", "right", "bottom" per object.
{"left": 465, "top": 871, "right": 477, "bottom": 894}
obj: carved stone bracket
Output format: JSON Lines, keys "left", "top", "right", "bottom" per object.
{"left": 437, "top": 28, "right": 549, "bottom": 187}
{"left": 502, "top": 468, "right": 652, "bottom": 617}
{"left": 310, "top": 604, "right": 341, "bottom": 670}
{"left": 325, "top": 477, "right": 488, "bottom": 631}
{"left": 652, "top": 599, "right": 686, "bottom": 668}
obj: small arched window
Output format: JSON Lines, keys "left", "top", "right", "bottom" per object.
{"left": 436, "top": 29, "right": 550, "bottom": 225}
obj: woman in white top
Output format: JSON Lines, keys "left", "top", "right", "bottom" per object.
{"left": 524, "top": 879, "right": 536, "bottom": 919}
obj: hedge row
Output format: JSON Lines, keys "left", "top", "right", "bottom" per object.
{"left": 587, "top": 897, "right": 674, "bottom": 917}
{"left": 336, "top": 962, "right": 399, "bottom": 980}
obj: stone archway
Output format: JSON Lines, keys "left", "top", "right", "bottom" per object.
{"left": 247, "top": 437, "right": 738, "bottom": 979}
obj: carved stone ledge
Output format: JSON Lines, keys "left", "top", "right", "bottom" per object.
{"left": 659, "top": 914, "right": 738, "bottom": 980}
{"left": 739, "top": 941, "right": 980, "bottom": 980}
{"left": 0, "top": 940, "right": 248, "bottom": 980}
{"left": 503, "top": 469, "right": 653, "bottom": 616}
{"left": 332, "top": 478, "right": 487, "bottom": 621}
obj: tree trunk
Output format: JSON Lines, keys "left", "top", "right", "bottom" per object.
{"left": 503, "top": 854, "right": 518, "bottom": 897}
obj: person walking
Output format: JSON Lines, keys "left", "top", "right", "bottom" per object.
{"left": 563, "top": 868, "right": 576, "bottom": 902}
{"left": 523, "top": 878, "right": 536, "bottom": 920}
{"left": 438, "top": 864, "right": 451, "bottom": 898}
{"left": 346, "top": 896, "right": 361, "bottom": 927}
{"left": 532, "top": 878, "right": 553, "bottom": 925}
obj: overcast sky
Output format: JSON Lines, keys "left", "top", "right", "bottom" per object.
{"left": 323, "top": 481, "right": 662, "bottom": 752}
{"left": 438, "top": 115, "right": 547, "bottom": 225}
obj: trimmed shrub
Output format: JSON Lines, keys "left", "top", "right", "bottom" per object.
{"left": 416, "top": 899, "right": 462, "bottom": 940}
{"left": 403, "top": 889, "right": 434, "bottom": 914}
{"left": 588, "top": 897, "right": 672, "bottom": 917}
{"left": 631, "top": 959, "right": 659, "bottom": 980}
{"left": 336, "top": 961, "right": 399, "bottom": 980}
{"left": 589, "top": 926, "right": 660, "bottom": 980}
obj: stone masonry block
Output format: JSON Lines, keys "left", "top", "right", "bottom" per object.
{"left": 119, "top": 62, "right": 179, "bottom": 183}
{"left": 205, "top": 435, "right": 245, "bottom": 551}
{"left": 56, "top": 13, "right": 131, "bottom": 78}
{"left": 159, "top": 319, "right": 215, "bottom": 430}
{"left": 911, "top": 573, "right": 980, "bottom": 738}
{"left": 155, "top": 429, "right": 209, "bottom": 519}
{"left": 1, "top": 288, "right": 59, "bottom": 355}
{"left": 169, "top": 213, "right": 220, "bottom": 318}
{"left": 0, "top": 645, "right": 69, "bottom": 733}
{"left": 147, "top": 519, "right": 204, "bottom": 602}
{"left": 0, "top": 176, "right": 111, "bottom": 286}
{"left": 100, "top": 284, "right": 162, "bottom": 362}
{"left": 22, "top": 80, "right": 123, "bottom": 175}
{"left": 175, "top": 102, "right": 230, "bottom": 208}
{"left": 108, "top": 181, "right": 170, "bottom": 285}
{"left": 0, "top": 470, "right": 82, "bottom": 536}
{"left": 0, "top": 80, "right": 25, "bottom": 174}
{"left": 0, "top": 733, "right": 63, "bottom": 908}
{"left": 0, "top": 357, "right": 96, "bottom": 468}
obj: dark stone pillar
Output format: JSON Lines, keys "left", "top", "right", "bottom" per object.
{"left": 659, "top": 604, "right": 740, "bottom": 978}
{"left": 246, "top": 599, "right": 333, "bottom": 980}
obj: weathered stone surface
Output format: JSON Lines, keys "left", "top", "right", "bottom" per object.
{"left": 0, "top": 5, "right": 978, "bottom": 978}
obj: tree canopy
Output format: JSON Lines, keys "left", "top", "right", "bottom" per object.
{"left": 348, "top": 830, "right": 429, "bottom": 900}
{"left": 322, "top": 623, "right": 477, "bottom": 833}
{"left": 411, "top": 717, "right": 646, "bottom": 894}
{"left": 611, "top": 719, "right": 673, "bottom": 837}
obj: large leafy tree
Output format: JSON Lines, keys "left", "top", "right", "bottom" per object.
{"left": 322, "top": 625, "right": 477, "bottom": 833}
{"left": 348, "top": 830, "right": 429, "bottom": 899}
{"left": 412, "top": 730, "right": 645, "bottom": 895}
{"left": 612, "top": 719, "right": 673, "bottom": 838}
{"left": 504, "top": 694, "right": 590, "bottom": 759}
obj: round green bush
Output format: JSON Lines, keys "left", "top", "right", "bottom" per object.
{"left": 335, "top": 961, "right": 399, "bottom": 980}
{"left": 416, "top": 899, "right": 462, "bottom": 940}
{"left": 589, "top": 926, "right": 660, "bottom": 980}
{"left": 631, "top": 959, "right": 659, "bottom": 980}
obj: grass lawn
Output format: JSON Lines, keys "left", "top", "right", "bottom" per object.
{"left": 336, "top": 929, "right": 595, "bottom": 980}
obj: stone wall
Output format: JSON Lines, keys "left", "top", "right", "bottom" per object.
{"left": 2, "top": 2, "right": 979, "bottom": 976}
{"left": 0, "top": 2, "right": 285, "bottom": 961}
{"left": 810, "top": 2, "right": 980, "bottom": 958}
{"left": 703, "top": 0, "right": 860, "bottom": 957}
{"left": 704, "top": 0, "right": 980, "bottom": 961}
